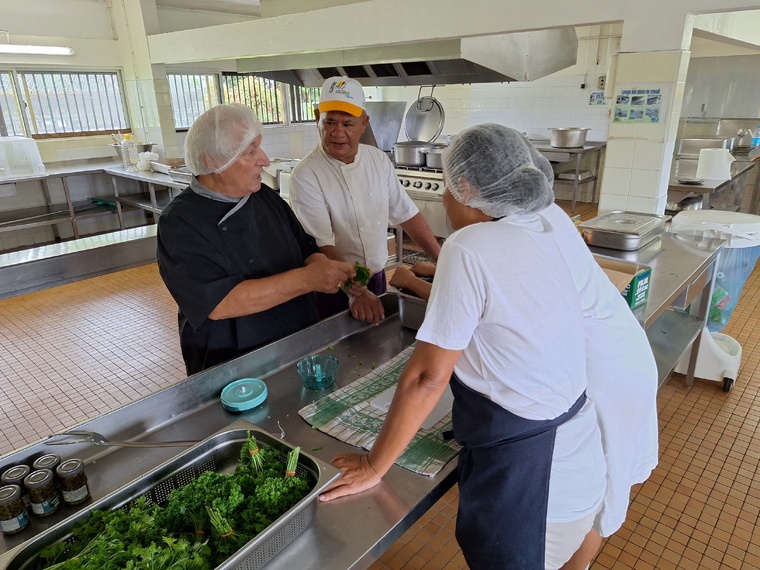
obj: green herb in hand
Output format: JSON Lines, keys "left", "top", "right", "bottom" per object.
{"left": 345, "top": 262, "right": 370, "bottom": 288}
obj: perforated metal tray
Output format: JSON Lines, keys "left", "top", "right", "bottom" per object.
{"left": 0, "top": 420, "right": 340, "bottom": 570}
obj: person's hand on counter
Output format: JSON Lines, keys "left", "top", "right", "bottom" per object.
{"left": 389, "top": 265, "right": 433, "bottom": 301}
{"left": 320, "top": 342, "right": 459, "bottom": 502}
{"left": 410, "top": 261, "right": 436, "bottom": 278}
{"left": 348, "top": 290, "right": 385, "bottom": 324}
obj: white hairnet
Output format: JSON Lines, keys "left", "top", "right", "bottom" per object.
{"left": 184, "top": 104, "right": 263, "bottom": 175}
{"left": 443, "top": 123, "right": 555, "bottom": 218}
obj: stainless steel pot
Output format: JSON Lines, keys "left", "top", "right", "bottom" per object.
{"left": 421, "top": 144, "right": 446, "bottom": 169}
{"left": 394, "top": 141, "right": 433, "bottom": 166}
{"left": 548, "top": 127, "right": 590, "bottom": 148}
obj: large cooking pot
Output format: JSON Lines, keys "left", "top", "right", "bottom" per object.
{"left": 548, "top": 127, "right": 590, "bottom": 148}
{"left": 394, "top": 141, "right": 433, "bottom": 166}
{"left": 421, "top": 144, "right": 447, "bottom": 169}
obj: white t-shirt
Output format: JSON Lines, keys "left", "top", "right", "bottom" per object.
{"left": 290, "top": 144, "right": 418, "bottom": 274}
{"left": 416, "top": 213, "right": 605, "bottom": 523}
{"left": 541, "top": 203, "right": 658, "bottom": 536}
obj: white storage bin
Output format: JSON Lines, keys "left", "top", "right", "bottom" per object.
{"left": 0, "top": 136, "right": 46, "bottom": 180}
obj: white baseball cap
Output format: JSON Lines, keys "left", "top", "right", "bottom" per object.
{"left": 319, "top": 76, "right": 366, "bottom": 117}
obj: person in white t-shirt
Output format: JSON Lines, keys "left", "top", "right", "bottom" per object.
{"left": 386, "top": 139, "right": 659, "bottom": 570}
{"left": 320, "top": 123, "right": 611, "bottom": 569}
{"left": 290, "top": 77, "right": 440, "bottom": 324}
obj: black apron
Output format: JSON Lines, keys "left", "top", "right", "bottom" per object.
{"left": 451, "top": 374, "right": 586, "bottom": 570}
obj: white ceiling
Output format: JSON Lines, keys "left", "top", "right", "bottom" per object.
{"left": 155, "top": 0, "right": 261, "bottom": 16}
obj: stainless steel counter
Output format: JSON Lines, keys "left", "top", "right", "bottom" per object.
{"left": 0, "top": 229, "right": 724, "bottom": 566}
{"left": 668, "top": 158, "right": 757, "bottom": 212}
{"left": 0, "top": 298, "right": 456, "bottom": 569}
{"left": 590, "top": 229, "right": 724, "bottom": 388}
{"left": 529, "top": 140, "right": 607, "bottom": 213}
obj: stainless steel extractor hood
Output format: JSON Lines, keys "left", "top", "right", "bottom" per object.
{"left": 236, "top": 29, "right": 578, "bottom": 87}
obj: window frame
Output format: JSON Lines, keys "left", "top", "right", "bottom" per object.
{"left": 168, "top": 70, "right": 318, "bottom": 128}
{"left": 0, "top": 67, "right": 132, "bottom": 140}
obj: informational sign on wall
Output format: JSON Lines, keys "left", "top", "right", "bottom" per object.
{"left": 588, "top": 92, "right": 606, "bottom": 106}
{"left": 612, "top": 83, "right": 670, "bottom": 123}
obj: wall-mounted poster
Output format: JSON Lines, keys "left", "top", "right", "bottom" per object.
{"left": 612, "top": 83, "right": 670, "bottom": 123}
{"left": 589, "top": 91, "right": 606, "bottom": 106}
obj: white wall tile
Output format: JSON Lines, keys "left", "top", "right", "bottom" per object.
{"left": 605, "top": 140, "right": 635, "bottom": 169}
{"left": 632, "top": 141, "right": 665, "bottom": 170}
{"left": 629, "top": 169, "right": 662, "bottom": 199}
{"left": 600, "top": 167, "right": 631, "bottom": 195}
{"left": 625, "top": 195, "right": 659, "bottom": 214}
{"left": 598, "top": 193, "right": 628, "bottom": 214}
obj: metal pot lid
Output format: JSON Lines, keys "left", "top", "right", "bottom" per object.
{"left": 404, "top": 96, "right": 445, "bottom": 143}
{"left": 221, "top": 378, "right": 268, "bottom": 412}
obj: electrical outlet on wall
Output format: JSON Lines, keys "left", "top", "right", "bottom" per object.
{"left": 597, "top": 76, "right": 606, "bottom": 89}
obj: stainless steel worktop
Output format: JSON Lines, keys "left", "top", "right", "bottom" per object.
{"left": 528, "top": 140, "right": 607, "bottom": 213}
{"left": 0, "top": 228, "right": 724, "bottom": 566}
{"left": 0, "top": 298, "right": 456, "bottom": 569}
{"left": 668, "top": 157, "right": 755, "bottom": 193}
{"left": 590, "top": 229, "right": 724, "bottom": 388}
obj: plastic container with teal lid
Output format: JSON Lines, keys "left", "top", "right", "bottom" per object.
{"left": 56, "top": 458, "right": 90, "bottom": 505}
{"left": 221, "top": 378, "right": 268, "bottom": 412}
{"left": 23, "top": 469, "right": 60, "bottom": 517}
{"left": 1, "top": 465, "right": 31, "bottom": 506}
{"left": 0, "top": 484, "right": 30, "bottom": 535}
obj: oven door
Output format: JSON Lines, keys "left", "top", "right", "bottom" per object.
{"left": 406, "top": 192, "right": 452, "bottom": 237}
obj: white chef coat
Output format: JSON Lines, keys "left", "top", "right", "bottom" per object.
{"left": 290, "top": 144, "right": 418, "bottom": 274}
{"left": 540, "top": 203, "right": 659, "bottom": 536}
{"left": 416, "top": 213, "right": 606, "bottom": 523}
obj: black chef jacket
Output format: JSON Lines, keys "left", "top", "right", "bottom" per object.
{"left": 157, "top": 184, "right": 320, "bottom": 375}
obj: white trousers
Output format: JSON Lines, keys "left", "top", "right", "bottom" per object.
{"left": 544, "top": 510, "right": 598, "bottom": 570}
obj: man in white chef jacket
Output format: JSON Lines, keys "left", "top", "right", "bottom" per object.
{"left": 290, "top": 76, "right": 440, "bottom": 324}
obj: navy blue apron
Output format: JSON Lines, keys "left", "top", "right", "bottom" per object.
{"left": 450, "top": 374, "right": 586, "bottom": 569}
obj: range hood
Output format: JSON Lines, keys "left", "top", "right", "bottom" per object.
{"left": 237, "top": 29, "right": 578, "bottom": 87}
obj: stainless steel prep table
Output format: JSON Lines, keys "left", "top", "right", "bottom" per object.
{"left": 0, "top": 298, "right": 457, "bottom": 569}
{"left": 0, "top": 160, "right": 122, "bottom": 239}
{"left": 0, "top": 231, "right": 723, "bottom": 566}
{"left": 590, "top": 230, "right": 724, "bottom": 389}
{"left": 0, "top": 160, "right": 188, "bottom": 242}
{"left": 104, "top": 166, "right": 188, "bottom": 227}
{"left": 530, "top": 140, "right": 606, "bottom": 213}
{"left": 668, "top": 158, "right": 757, "bottom": 213}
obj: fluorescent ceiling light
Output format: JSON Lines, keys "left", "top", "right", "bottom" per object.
{"left": 0, "top": 44, "right": 74, "bottom": 56}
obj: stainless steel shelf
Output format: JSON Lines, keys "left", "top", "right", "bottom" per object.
{"left": 646, "top": 309, "right": 704, "bottom": 389}
{"left": 0, "top": 205, "right": 71, "bottom": 233}
{"left": 115, "top": 191, "right": 173, "bottom": 215}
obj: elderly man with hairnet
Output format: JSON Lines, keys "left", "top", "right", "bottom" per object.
{"left": 320, "top": 124, "right": 658, "bottom": 570}
{"left": 157, "top": 104, "right": 355, "bottom": 375}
